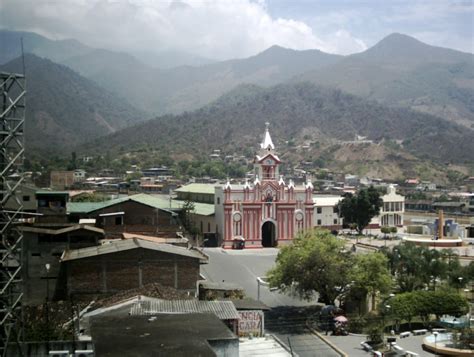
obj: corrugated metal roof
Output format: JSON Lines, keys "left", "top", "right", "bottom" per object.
{"left": 67, "top": 196, "right": 130, "bottom": 214}
{"left": 175, "top": 183, "right": 216, "bottom": 195}
{"left": 61, "top": 238, "right": 208, "bottom": 262}
{"left": 67, "top": 193, "right": 214, "bottom": 216}
{"left": 67, "top": 194, "right": 177, "bottom": 214}
{"left": 130, "top": 299, "right": 239, "bottom": 320}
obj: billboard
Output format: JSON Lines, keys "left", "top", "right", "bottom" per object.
{"left": 238, "top": 310, "right": 264, "bottom": 337}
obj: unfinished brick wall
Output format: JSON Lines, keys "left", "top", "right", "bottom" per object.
{"left": 65, "top": 247, "right": 200, "bottom": 296}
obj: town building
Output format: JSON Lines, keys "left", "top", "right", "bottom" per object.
{"left": 4, "top": 183, "right": 38, "bottom": 212}
{"left": 73, "top": 169, "right": 86, "bottom": 182}
{"left": 313, "top": 195, "right": 343, "bottom": 230}
{"left": 67, "top": 193, "right": 181, "bottom": 237}
{"left": 90, "top": 313, "right": 238, "bottom": 357}
{"left": 50, "top": 170, "right": 75, "bottom": 189}
{"left": 215, "top": 123, "right": 314, "bottom": 248}
{"left": 175, "top": 183, "right": 216, "bottom": 204}
{"left": 58, "top": 238, "right": 208, "bottom": 298}
{"left": 371, "top": 184, "right": 405, "bottom": 227}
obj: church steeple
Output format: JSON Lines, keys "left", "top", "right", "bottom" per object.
{"left": 260, "top": 122, "right": 275, "bottom": 151}
{"left": 255, "top": 123, "right": 280, "bottom": 181}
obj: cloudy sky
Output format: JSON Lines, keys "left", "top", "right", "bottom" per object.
{"left": 1, "top": 0, "right": 473, "bottom": 60}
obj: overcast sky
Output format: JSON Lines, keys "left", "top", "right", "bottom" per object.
{"left": 1, "top": 0, "right": 473, "bottom": 60}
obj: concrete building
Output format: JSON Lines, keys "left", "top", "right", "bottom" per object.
{"left": 313, "top": 195, "right": 343, "bottom": 230}
{"left": 373, "top": 184, "right": 405, "bottom": 227}
{"left": 4, "top": 184, "right": 38, "bottom": 212}
{"left": 73, "top": 169, "right": 86, "bottom": 182}
{"left": 21, "top": 223, "right": 105, "bottom": 304}
{"left": 215, "top": 123, "right": 314, "bottom": 248}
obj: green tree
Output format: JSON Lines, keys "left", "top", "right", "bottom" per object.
{"left": 180, "top": 198, "right": 196, "bottom": 233}
{"left": 381, "top": 226, "right": 391, "bottom": 238}
{"left": 350, "top": 252, "right": 392, "bottom": 310}
{"left": 391, "top": 290, "right": 468, "bottom": 329}
{"left": 267, "top": 229, "right": 354, "bottom": 305}
{"left": 72, "top": 193, "right": 107, "bottom": 202}
{"left": 386, "top": 243, "right": 449, "bottom": 292}
{"left": 338, "top": 187, "right": 382, "bottom": 234}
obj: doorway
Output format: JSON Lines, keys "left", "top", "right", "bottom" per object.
{"left": 262, "top": 221, "right": 276, "bottom": 247}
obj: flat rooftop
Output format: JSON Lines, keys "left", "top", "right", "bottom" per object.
{"left": 91, "top": 313, "right": 236, "bottom": 357}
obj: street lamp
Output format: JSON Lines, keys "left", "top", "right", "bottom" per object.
{"left": 256, "top": 277, "right": 269, "bottom": 301}
{"left": 433, "top": 331, "right": 439, "bottom": 356}
{"left": 45, "top": 263, "right": 51, "bottom": 352}
{"left": 458, "top": 277, "right": 464, "bottom": 293}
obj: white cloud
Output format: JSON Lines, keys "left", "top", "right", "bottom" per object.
{"left": 0, "top": 0, "right": 368, "bottom": 59}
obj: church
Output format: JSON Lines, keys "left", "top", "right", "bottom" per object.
{"left": 215, "top": 123, "right": 314, "bottom": 249}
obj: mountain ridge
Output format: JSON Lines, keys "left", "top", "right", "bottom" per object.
{"left": 0, "top": 54, "right": 147, "bottom": 153}
{"left": 81, "top": 81, "right": 474, "bottom": 167}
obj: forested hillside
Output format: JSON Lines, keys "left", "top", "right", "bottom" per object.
{"left": 82, "top": 82, "right": 474, "bottom": 165}
{"left": 0, "top": 54, "right": 147, "bottom": 152}
{"left": 297, "top": 33, "right": 474, "bottom": 128}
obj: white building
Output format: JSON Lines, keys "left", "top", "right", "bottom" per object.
{"left": 373, "top": 184, "right": 405, "bottom": 227}
{"left": 73, "top": 169, "right": 86, "bottom": 182}
{"left": 313, "top": 195, "right": 343, "bottom": 229}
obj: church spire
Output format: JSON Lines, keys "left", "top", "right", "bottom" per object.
{"left": 260, "top": 122, "right": 275, "bottom": 151}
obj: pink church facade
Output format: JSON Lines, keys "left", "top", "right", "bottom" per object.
{"left": 215, "top": 123, "right": 314, "bottom": 249}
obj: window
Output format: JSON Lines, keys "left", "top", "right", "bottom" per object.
{"left": 208, "top": 222, "right": 211, "bottom": 232}
{"left": 317, "top": 219, "right": 322, "bottom": 225}
{"left": 200, "top": 221, "right": 203, "bottom": 233}
{"left": 334, "top": 219, "right": 338, "bottom": 225}
{"left": 333, "top": 206, "right": 338, "bottom": 213}
{"left": 31, "top": 252, "right": 41, "bottom": 257}
{"left": 317, "top": 207, "right": 322, "bottom": 214}
{"left": 115, "top": 216, "right": 123, "bottom": 225}
{"left": 23, "top": 195, "right": 30, "bottom": 202}
{"left": 217, "top": 197, "right": 220, "bottom": 204}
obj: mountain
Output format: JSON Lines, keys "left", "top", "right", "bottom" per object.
{"left": 66, "top": 44, "right": 343, "bottom": 115}
{"left": 0, "top": 54, "right": 147, "bottom": 153}
{"left": 82, "top": 82, "right": 474, "bottom": 170}
{"left": 0, "top": 29, "right": 212, "bottom": 70}
{"left": 0, "top": 30, "right": 91, "bottom": 65}
{"left": 296, "top": 33, "right": 474, "bottom": 128}
{"left": 2, "top": 30, "right": 343, "bottom": 115}
{"left": 135, "top": 49, "right": 216, "bottom": 69}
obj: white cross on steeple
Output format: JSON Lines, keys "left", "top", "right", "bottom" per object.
{"left": 260, "top": 122, "right": 275, "bottom": 150}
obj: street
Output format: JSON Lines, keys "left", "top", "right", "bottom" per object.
{"left": 201, "top": 247, "right": 433, "bottom": 357}
{"left": 201, "top": 248, "right": 317, "bottom": 308}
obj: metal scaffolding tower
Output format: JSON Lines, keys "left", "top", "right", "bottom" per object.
{"left": 1, "top": 72, "right": 26, "bottom": 356}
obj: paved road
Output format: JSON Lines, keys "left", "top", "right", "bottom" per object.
{"left": 266, "top": 306, "right": 340, "bottom": 357}
{"left": 201, "top": 247, "right": 432, "bottom": 357}
{"left": 201, "top": 248, "right": 317, "bottom": 307}
{"left": 327, "top": 333, "right": 431, "bottom": 357}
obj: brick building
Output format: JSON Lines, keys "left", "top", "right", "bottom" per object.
{"left": 58, "top": 238, "right": 208, "bottom": 298}
{"left": 50, "top": 171, "right": 75, "bottom": 189}
{"left": 67, "top": 194, "right": 181, "bottom": 237}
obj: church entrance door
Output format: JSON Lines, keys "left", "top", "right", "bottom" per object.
{"left": 262, "top": 221, "right": 276, "bottom": 247}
